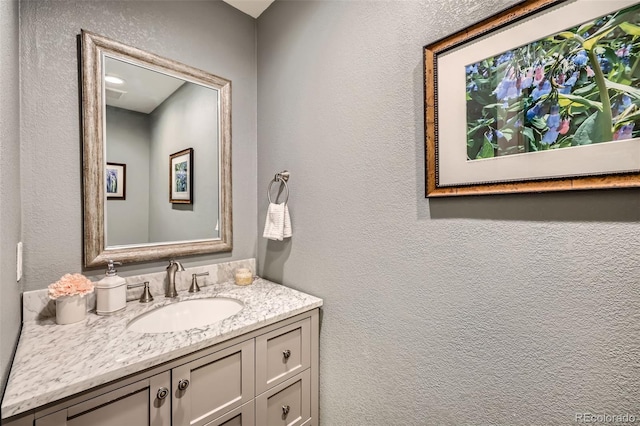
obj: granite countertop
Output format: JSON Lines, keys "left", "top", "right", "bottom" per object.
{"left": 1, "top": 278, "right": 323, "bottom": 419}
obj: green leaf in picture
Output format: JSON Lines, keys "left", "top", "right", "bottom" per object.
{"left": 557, "top": 31, "right": 577, "bottom": 41}
{"left": 507, "top": 100, "right": 524, "bottom": 112}
{"left": 583, "top": 27, "right": 614, "bottom": 51}
{"left": 467, "top": 120, "right": 495, "bottom": 136}
{"left": 558, "top": 137, "right": 573, "bottom": 148}
{"left": 569, "top": 104, "right": 589, "bottom": 115}
{"left": 612, "top": 64, "right": 632, "bottom": 85}
{"left": 615, "top": 107, "right": 640, "bottom": 125}
{"left": 573, "top": 111, "right": 605, "bottom": 145}
{"left": 522, "top": 127, "right": 535, "bottom": 142}
{"left": 471, "top": 91, "right": 493, "bottom": 106}
{"left": 476, "top": 135, "right": 495, "bottom": 159}
{"left": 577, "top": 22, "right": 595, "bottom": 36}
{"left": 558, "top": 93, "right": 603, "bottom": 111}
{"left": 482, "top": 103, "right": 506, "bottom": 111}
{"left": 572, "top": 82, "right": 596, "bottom": 96}
{"left": 503, "top": 146, "right": 520, "bottom": 155}
{"left": 619, "top": 22, "right": 640, "bottom": 36}
{"left": 500, "top": 128, "right": 514, "bottom": 142}
{"left": 531, "top": 116, "right": 547, "bottom": 130}
{"left": 601, "top": 47, "right": 620, "bottom": 68}
{"left": 604, "top": 78, "right": 640, "bottom": 100}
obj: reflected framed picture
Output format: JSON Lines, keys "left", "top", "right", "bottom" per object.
{"left": 424, "top": 0, "right": 640, "bottom": 196}
{"left": 170, "top": 148, "right": 193, "bottom": 204}
{"left": 106, "top": 162, "right": 126, "bottom": 200}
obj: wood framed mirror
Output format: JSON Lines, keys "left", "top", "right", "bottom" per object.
{"left": 81, "top": 30, "right": 232, "bottom": 268}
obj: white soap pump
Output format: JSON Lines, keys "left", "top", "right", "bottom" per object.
{"left": 95, "top": 260, "right": 127, "bottom": 315}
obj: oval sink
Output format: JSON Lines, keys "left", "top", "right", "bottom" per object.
{"left": 127, "top": 298, "right": 244, "bottom": 333}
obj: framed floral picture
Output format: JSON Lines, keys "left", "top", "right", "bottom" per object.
{"left": 424, "top": 0, "right": 640, "bottom": 196}
{"left": 170, "top": 148, "right": 193, "bottom": 204}
{"left": 106, "top": 162, "right": 126, "bottom": 200}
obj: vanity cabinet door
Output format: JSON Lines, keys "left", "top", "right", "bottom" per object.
{"left": 255, "top": 318, "right": 310, "bottom": 395}
{"left": 172, "top": 339, "right": 255, "bottom": 426}
{"left": 34, "top": 372, "right": 170, "bottom": 426}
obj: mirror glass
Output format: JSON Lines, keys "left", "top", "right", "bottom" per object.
{"left": 104, "top": 56, "right": 220, "bottom": 246}
{"left": 81, "top": 30, "right": 232, "bottom": 267}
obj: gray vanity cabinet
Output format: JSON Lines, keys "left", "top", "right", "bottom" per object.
{"left": 35, "top": 372, "right": 171, "bottom": 426}
{"left": 4, "top": 309, "right": 319, "bottom": 426}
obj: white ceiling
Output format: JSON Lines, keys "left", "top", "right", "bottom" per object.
{"left": 222, "top": 0, "right": 275, "bottom": 18}
{"left": 104, "top": 57, "right": 185, "bottom": 114}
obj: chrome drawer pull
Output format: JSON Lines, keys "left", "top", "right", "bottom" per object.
{"left": 282, "top": 405, "right": 290, "bottom": 416}
{"left": 283, "top": 349, "right": 291, "bottom": 359}
{"left": 178, "top": 379, "right": 190, "bottom": 391}
{"left": 156, "top": 387, "right": 169, "bottom": 400}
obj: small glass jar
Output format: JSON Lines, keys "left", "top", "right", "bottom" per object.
{"left": 234, "top": 268, "right": 253, "bottom": 286}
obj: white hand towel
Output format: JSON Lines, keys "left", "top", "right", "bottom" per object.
{"left": 263, "top": 203, "right": 285, "bottom": 240}
{"left": 283, "top": 204, "right": 292, "bottom": 238}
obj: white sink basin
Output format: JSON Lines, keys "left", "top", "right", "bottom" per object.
{"left": 127, "top": 298, "right": 244, "bottom": 333}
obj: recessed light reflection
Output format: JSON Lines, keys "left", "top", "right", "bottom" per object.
{"left": 105, "top": 75, "right": 125, "bottom": 85}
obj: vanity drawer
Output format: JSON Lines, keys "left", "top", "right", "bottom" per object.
{"left": 204, "top": 401, "right": 254, "bottom": 426}
{"left": 255, "top": 318, "right": 310, "bottom": 394}
{"left": 255, "top": 370, "right": 310, "bottom": 426}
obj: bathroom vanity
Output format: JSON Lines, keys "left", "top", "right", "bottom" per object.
{"left": 1, "top": 277, "right": 322, "bottom": 426}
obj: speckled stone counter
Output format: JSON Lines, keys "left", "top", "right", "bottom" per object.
{"left": 1, "top": 278, "right": 322, "bottom": 418}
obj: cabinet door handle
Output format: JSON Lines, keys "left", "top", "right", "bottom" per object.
{"left": 156, "top": 387, "right": 169, "bottom": 400}
{"left": 178, "top": 379, "right": 190, "bottom": 391}
{"left": 283, "top": 349, "right": 291, "bottom": 359}
{"left": 282, "top": 405, "right": 290, "bottom": 416}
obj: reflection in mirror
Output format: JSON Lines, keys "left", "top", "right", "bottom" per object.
{"left": 104, "top": 57, "right": 220, "bottom": 246}
{"left": 81, "top": 30, "right": 232, "bottom": 267}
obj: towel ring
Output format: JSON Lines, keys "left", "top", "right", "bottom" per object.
{"left": 268, "top": 176, "right": 289, "bottom": 204}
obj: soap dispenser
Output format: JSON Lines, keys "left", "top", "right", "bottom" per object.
{"left": 95, "top": 260, "right": 127, "bottom": 315}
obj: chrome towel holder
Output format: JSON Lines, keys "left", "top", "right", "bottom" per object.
{"left": 267, "top": 170, "right": 290, "bottom": 204}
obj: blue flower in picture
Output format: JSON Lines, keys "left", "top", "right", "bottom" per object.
{"left": 175, "top": 161, "right": 188, "bottom": 192}
{"left": 465, "top": 2, "right": 640, "bottom": 161}
{"left": 572, "top": 50, "right": 588, "bottom": 66}
{"left": 106, "top": 169, "right": 118, "bottom": 194}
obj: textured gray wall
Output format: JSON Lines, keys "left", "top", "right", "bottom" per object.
{"left": 257, "top": 1, "right": 640, "bottom": 424}
{"left": 20, "top": 0, "right": 257, "bottom": 289}
{"left": 149, "top": 83, "right": 219, "bottom": 243}
{"left": 0, "top": 0, "right": 22, "bottom": 394}
{"left": 106, "top": 106, "right": 151, "bottom": 246}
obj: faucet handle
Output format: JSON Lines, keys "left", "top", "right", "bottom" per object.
{"left": 189, "top": 272, "right": 209, "bottom": 293}
{"left": 127, "top": 281, "right": 153, "bottom": 303}
{"left": 106, "top": 260, "right": 123, "bottom": 276}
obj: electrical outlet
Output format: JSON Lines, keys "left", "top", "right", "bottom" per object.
{"left": 16, "top": 242, "right": 22, "bottom": 282}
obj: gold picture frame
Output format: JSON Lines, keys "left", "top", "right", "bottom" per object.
{"left": 424, "top": 0, "right": 640, "bottom": 197}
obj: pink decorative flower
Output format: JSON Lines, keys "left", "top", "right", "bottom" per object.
{"left": 48, "top": 273, "right": 94, "bottom": 300}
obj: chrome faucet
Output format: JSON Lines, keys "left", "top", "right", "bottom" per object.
{"left": 166, "top": 260, "right": 185, "bottom": 298}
